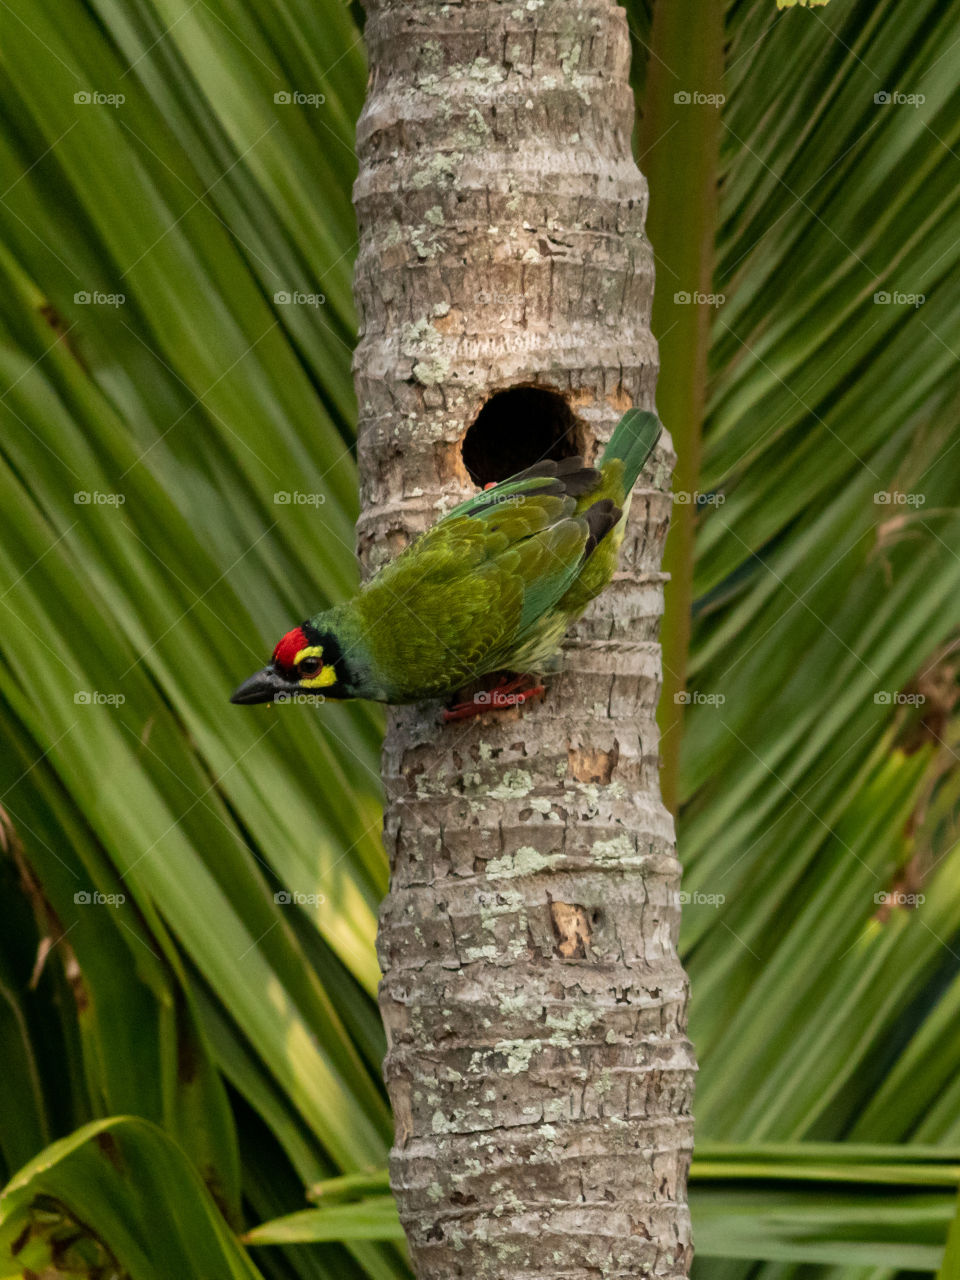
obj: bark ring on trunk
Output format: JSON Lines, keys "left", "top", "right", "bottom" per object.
{"left": 352, "top": 1, "right": 696, "bottom": 1275}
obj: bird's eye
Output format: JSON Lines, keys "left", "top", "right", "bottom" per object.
{"left": 299, "top": 656, "right": 323, "bottom": 677}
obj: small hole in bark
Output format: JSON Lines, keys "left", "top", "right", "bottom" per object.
{"left": 461, "top": 386, "right": 584, "bottom": 486}
{"left": 550, "top": 901, "right": 592, "bottom": 959}
{"left": 568, "top": 742, "right": 620, "bottom": 785}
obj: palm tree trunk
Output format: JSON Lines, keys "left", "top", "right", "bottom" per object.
{"left": 352, "top": 1, "right": 695, "bottom": 1275}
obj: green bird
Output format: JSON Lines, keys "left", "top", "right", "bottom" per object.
{"left": 231, "top": 408, "right": 661, "bottom": 718}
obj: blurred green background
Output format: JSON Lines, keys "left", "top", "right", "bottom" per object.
{"left": 1, "top": 0, "right": 960, "bottom": 1276}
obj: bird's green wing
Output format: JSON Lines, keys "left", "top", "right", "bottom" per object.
{"left": 406, "top": 474, "right": 594, "bottom": 621}
{"left": 494, "top": 515, "right": 588, "bottom": 638}
{"left": 357, "top": 482, "right": 594, "bottom": 695}
{"left": 439, "top": 456, "right": 603, "bottom": 523}
{"left": 382, "top": 486, "right": 590, "bottom": 631}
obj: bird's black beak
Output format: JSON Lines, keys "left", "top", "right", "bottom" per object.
{"left": 230, "top": 665, "right": 290, "bottom": 706}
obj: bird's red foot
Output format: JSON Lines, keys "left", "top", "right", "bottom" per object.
{"left": 442, "top": 674, "right": 545, "bottom": 723}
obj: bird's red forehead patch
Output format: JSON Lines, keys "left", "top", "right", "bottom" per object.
{"left": 273, "top": 626, "right": 309, "bottom": 671}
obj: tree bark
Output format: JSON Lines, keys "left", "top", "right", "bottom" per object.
{"left": 351, "top": 2, "right": 695, "bottom": 1276}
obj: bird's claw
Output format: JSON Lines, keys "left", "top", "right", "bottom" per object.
{"left": 442, "top": 675, "right": 545, "bottom": 723}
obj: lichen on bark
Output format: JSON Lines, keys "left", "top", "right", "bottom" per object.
{"left": 351, "top": 1, "right": 695, "bottom": 1275}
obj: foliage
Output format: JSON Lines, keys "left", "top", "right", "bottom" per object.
{"left": 632, "top": 0, "right": 960, "bottom": 1274}
{"left": 0, "top": 0, "right": 958, "bottom": 1277}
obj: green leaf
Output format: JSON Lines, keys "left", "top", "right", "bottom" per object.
{"left": 937, "top": 1191, "right": 960, "bottom": 1280}
{"left": 245, "top": 1200, "right": 406, "bottom": 1248}
{"left": 0, "top": 1117, "right": 264, "bottom": 1279}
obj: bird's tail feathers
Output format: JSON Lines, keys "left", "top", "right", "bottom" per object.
{"left": 600, "top": 409, "right": 662, "bottom": 492}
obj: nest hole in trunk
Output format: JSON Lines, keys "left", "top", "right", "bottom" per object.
{"left": 461, "top": 386, "right": 586, "bottom": 487}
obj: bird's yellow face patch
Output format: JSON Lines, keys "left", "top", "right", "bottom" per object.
{"left": 293, "top": 644, "right": 337, "bottom": 689}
